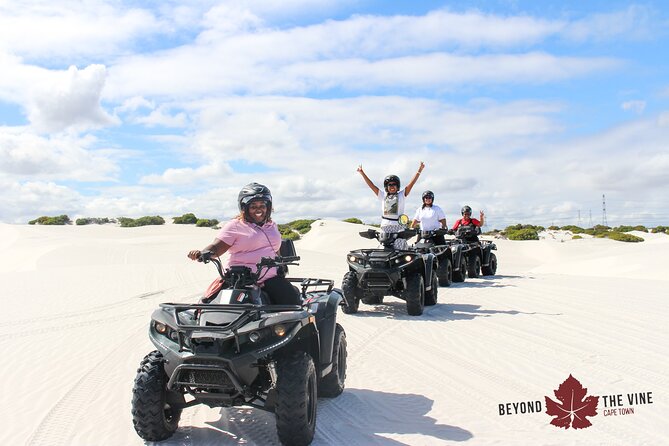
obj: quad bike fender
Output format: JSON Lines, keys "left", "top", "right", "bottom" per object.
{"left": 421, "top": 254, "right": 436, "bottom": 291}
{"left": 307, "top": 290, "right": 342, "bottom": 372}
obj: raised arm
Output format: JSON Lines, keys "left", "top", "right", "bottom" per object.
{"left": 357, "top": 165, "right": 379, "bottom": 195}
{"left": 479, "top": 210, "right": 485, "bottom": 227}
{"left": 404, "top": 161, "right": 424, "bottom": 196}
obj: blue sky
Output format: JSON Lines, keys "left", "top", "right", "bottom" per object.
{"left": 1, "top": 1, "right": 668, "bottom": 228}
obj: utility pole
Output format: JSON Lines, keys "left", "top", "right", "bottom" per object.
{"left": 589, "top": 210, "right": 592, "bottom": 228}
{"left": 602, "top": 194, "right": 608, "bottom": 227}
{"left": 578, "top": 210, "right": 581, "bottom": 226}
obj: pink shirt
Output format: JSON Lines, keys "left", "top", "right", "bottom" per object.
{"left": 216, "top": 218, "right": 282, "bottom": 283}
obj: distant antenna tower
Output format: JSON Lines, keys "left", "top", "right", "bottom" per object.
{"left": 589, "top": 210, "right": 592, "bottom": 228}
{"left": 602, "top": 194, "right": 608, "bottom": 226}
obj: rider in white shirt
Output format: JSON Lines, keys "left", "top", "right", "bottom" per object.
{"left": 410, "top": 190, "right": 447, "bottom": 245}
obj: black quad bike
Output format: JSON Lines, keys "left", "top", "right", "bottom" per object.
{"left": 131, "top": 244, "right": 347, "bottom": 446}
{"left": 450, "top": 225, "right": 498, "bottom": 278}
{"left": 413, "top": 228, "right": 469, "bottom": 287}
{"left": 341, "top": 228, "right": 437, "bottom": 316}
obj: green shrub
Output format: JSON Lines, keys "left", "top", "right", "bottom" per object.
{"left": 506, "top": 228, "right": 539, "bottom": 240}
{"left": 286, "top": 219, "right": 316, "bottom": 234}
{"left": 75, "top": 217, "right": 115, "bottom": 225}
{"left": 651, "top": 226, "right": 667, "bottom": 234}
{"left": 343, "top": 218, "right": 364, "bottom": 225}
{"left": 28, "top": 215, "right": 71, "bottom": 225}
{"left": 506, "top": 223, "right": 545, "bottom": 231}
{"left": 548, "top": 225, "right": 560, "bottom": 230}
{"left": 614, "top": 225, "right": 648, "bottom": 233}
{"left": 572, "top": 235, "right": 583, "bottom": 240}
{"left": 173, "top": 213, "right": 198, "bottom": 224}
{"left": 196, "top": 219, "right": 219, "bottom": 228}
{"left": 560, "top": 225, "right": 585, "bottom": 234}
{"left": 278, "top": 224, "right": 301, "bottom": 240}
{"left": 118, "top": 216, "right": 165, "bottom": 227}
{"left": 606, "top": 231, "right": 644, "bottom": 243}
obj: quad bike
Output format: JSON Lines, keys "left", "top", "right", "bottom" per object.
{"left": 450, "top": 225, "right": 498, "bottom": 278}
{"left": 341, "top": 228, "right": 437, "bottom": 316}
{"left": 131, "top": 242, "right": 347, "bottom": 446}
{"left": 413, "top": 228, "right": 467, "bottom": 287}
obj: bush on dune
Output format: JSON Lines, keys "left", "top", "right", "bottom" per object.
{"left": 29, "top": 215, "right": 71, "bottom": 225}
{"left": 75, "top": 217, "right": 115, "bottom": 225}
{"left": 196, "top": 219, "right": 219, "bottom": 228}
{"left": 173, "top": 213, "right": 198, "bottom": 224}
{"left": 343, "top": 218, "right": 364, "bottom": 224}
{"left": 614, "top": 225, "right": 648, "bottom": 233}
{"left": 651, "top": 226, "right": 668, "bottom": 234}
{"left": 606, "top": 231, "right": 644, "bottom": 243}
{"left": 118, "top": 216, "right": 165, "bottom": 227}
{"left": 502, "top": 224, "right": 541, "bottom": 240}
{"left": 560, "top": 225, "right": 585, "bottom": 234}
{"left": 277, "top": 219, "right": 317, "bottom": 240}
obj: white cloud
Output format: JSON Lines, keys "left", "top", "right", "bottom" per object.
{"left": 621, "top": 100, "right": 646, "bottom": 114}
{"left": 563, "top": 5, "right": 653, "bottom": 42}
{"left": 0, "top": 1, "right": 162, "bottom": 60}
{"left": 0, "top": 127, "right": 119, "bottom": 181}
{"left": 0, "top": 179, "right": 83, "bottom": 223}
{"left": 27, "top": 64, "right": 118, "bottom": 133}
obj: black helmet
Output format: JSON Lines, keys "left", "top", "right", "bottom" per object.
{"left": 383, "top": 175, "right": 400, "bottom": 192}
{"left": 461, "top": 205, "right": 472, "bottom": 215}
{"left": 238, "top": 182, "right": 272, "bottom": 222}
{"left": 422, "top": 190, "right": 434, "bottom": 201}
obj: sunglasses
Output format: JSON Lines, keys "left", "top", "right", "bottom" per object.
{"left": 248, "top": 202, "right": 267, "bottom": 210}
{"left": 387, "top": 183, "right": 398, "bottom": 187}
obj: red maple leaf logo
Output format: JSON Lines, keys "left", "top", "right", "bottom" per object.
{"left": 545, "top": 374, "right": 599, "bottom": 429}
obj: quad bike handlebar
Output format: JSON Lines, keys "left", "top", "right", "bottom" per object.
{"left": 198, "top": 251, "right": 301, "bottom": 286}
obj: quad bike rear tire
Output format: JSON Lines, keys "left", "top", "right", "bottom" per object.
{"left": 341, "top": 271, "right": 360, "bottom": 314}
{"left": 319, "top": 324, "right": 347, "bottom": 397}
{"left": 131, "top": 351, "right": 182, "bottom": 441}
{"left": 436, "top": 257, "right": 453, "bottom": 287}
{"left": 404, "top": 274, "right": 425, "bottom": 316}
{"left": 275, "top": 352, "right": 318, "bottom": 446}
{"left": 468, "top": 254, "right": 481, "bottom": 278}
{"left": 452, "top": 255, "right": 467, "bottom": 283}
{"left": 425, "top": 271, "right": 439, "bottom": 306}
{"left": 482, "top": 253, "right": 497, "bottom": 276}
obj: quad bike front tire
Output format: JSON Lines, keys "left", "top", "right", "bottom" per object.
{"left": 437, "top": 257, "right": 453, "bottom": 287}
{"left": 341, "top": 271, "right": 360, "bottom": 314}
{"left": 404, "top": 274, "right": 425, "bottom": 316}
{"left": 452, "top": 255, "right": 467, "bottom": 283}
{"left": 275, "top": 352, "right": 318, "bottom": 446}
{"left": 131, "top": 350, "right": 182, "bottom": 441}
{"left": 319, "top": 323, "right": 347, "bottom": 397}
{"left": 482, "top": 253, "right": 497, "bottom": 276}
{"left": 468, "top": 254, "right": 481, "bottom": 278}
{"left": 425, "top": 271, "right": 439, "bottom": 306}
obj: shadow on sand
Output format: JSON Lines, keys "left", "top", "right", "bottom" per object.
{"left": 165, "top": 388, "right": 473, "bottom": 445}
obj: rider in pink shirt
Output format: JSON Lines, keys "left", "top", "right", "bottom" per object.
{"left": 188, "top": 183, "right": 299, "bottom": 305}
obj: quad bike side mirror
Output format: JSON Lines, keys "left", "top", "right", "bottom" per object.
{"left": 398, "top": 214, "right": 410, "bottom": 226}
{"left": 359, "top": 229, "right": 378, "bottom": 239}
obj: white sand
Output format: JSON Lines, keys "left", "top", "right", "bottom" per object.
{"left": 1, "top": 220, "right": 667, "bottom": 445}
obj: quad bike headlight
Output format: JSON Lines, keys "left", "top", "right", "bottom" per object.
{"left": 154, "top": 321, "right": 167, "bottom": 334}
{"left": 273, "top": 324, "right": 287, "bottom": 337}
{"left": 249, "top": 331, "right": 261, "bottom": 343}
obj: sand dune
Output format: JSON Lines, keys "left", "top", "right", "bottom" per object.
{"left": 0, "top": 220, "right": 666, "bottom": 445}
